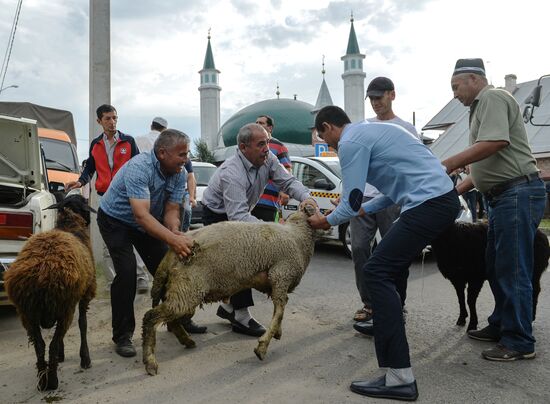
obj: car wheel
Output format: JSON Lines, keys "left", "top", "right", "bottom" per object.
{"left": 339, "top": 223, "right": 352, "bottom": 259}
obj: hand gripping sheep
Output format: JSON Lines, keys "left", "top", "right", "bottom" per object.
{"left": 4, "top": 195, "right": 96, "bottom": 391}
{"left": 142, "top": 202, "right": 319, "bottom": 376}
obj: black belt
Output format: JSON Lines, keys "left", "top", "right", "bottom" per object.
{"left": 484, "top": 172, "right": 541, "bottom": 200}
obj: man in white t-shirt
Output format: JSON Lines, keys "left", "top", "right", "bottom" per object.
{"left": 352, "top": 77, "right": 420, "bottom": 335}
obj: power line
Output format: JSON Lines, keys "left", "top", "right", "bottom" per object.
{"left": 0, "top": 0, "right": 23, "bottom": 93}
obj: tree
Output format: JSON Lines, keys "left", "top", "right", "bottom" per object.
{"left": 194, "top": 138, "right": 216, "bottom": 163}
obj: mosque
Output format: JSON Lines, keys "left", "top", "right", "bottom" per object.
{"left": 198, "top": 17, "right": 366, "bottom": 162}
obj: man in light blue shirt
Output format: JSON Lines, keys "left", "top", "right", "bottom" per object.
{"left": 98, "top": 129, "right": 194, "bottom": 358}
{"left": 308, "top": 106, "right": 460, "bottom": 402}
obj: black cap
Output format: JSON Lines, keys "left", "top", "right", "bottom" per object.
{"left": 453, "top": 58, "right": 485, "bottom": 77}
{"left": 366, "top": 77, "right": 395, "bottom": 98}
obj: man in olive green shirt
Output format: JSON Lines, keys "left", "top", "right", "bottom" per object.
{"left": 443, "top": 58, "right": 546, "bottom": 362}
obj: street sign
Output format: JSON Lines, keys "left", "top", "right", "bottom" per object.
{"left": 315, "top": 143, "right": 329, "bottom": 157}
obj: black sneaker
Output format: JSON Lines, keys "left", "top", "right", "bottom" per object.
{"left": 467, "top": 325, "right": 500, "bottom": 342}
{"left": 482, "top": 344, "right": 536, "bottom": 361}
{"left": 115, "top": 338, "right": 136, "bottom": 358}
{"left": 353, "top": 320, "right": 374, "bottom": 336}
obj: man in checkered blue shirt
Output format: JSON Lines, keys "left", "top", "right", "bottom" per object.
{"left": 98, "top": 129, "right": 194, "bottom": 358}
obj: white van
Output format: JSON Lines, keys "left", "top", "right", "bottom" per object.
{"left": 282, "top": 156, "right": 472, "bottom": 257}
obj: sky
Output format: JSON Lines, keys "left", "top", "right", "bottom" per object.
{"left": 0, "top": 0, "right": 548, "bottom": 162}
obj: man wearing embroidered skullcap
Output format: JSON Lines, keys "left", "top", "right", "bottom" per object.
{"left": 443, "top": 58, "right": 545, "bottom": 362}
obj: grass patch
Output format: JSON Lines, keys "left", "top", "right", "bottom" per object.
{"left": 540, "top": 219, "right": 550, "bottom": 230}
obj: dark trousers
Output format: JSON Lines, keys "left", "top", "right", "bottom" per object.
{"left": 97, "top": 209, "right": 168, "bottom": 343}
{"left": 202, "top": 206, "right": 253, "bottom": 310}
{"left": 364, "top": 190, "right": 460, "bottom": 368}
{"left": 251, "top": 204, "right": 277, "bottom": 222}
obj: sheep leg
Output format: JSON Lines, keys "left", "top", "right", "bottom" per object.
{"left": 167, "top": 319, "right": 196, "bottom": 348}
{"left": 78, "top": 299, "right": 92, "bottom": 369}
{"left": 451, "top": 280, "right": 468, "bottom": 326}
{"left": 254, "top": 293, "right": 288, "bottom": 361}
{"left": 466, "top": 280, "right": 483, "bottom": 331}
{"left": 142, "top": 303, "right": 195, "bottom": 376}
{"left": 532, "top": 273, "right": 541, "bottom": 321}
{"left": 28, "top": 321, "right": 48, "bottom": 391}
{"left": 46, "top": 316, "right": 70, "bottom": 391}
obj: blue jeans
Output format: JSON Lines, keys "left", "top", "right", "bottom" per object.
{"left": 365, "top": 189, "right": 460, "bottom": 368}
{"left": 486, "top": 178, "right": 546, "bottom": 352}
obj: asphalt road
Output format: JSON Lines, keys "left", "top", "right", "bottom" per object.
{"left": 1, "top": 242, "right": 549, "bottom": 403}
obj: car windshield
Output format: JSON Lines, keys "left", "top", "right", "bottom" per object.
{"left": 315, "top": 160, "right": 341, "bottom": 179}
{"left": 40, "top": 138, "right": 79, "bottom": 173}
{"left": 193, "top": 165, "right": 217, "bottom": 186}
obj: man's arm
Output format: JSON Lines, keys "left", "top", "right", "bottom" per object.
{"left": 455, "top": 175, "right": 475, "bottom": 195}
{"left": 269, "top": 155, "right": 310, "bottom": 202}
{"left": 163, "top": 201, "right": 181, "bottom": 232}
{"left": 442, "top": 140, "right": 508, "bottom": 174}
{"left": 187, "top": 172, "right": 197, "bottom": 208}
{"left": 130, "top": 198, "right": 192, "bottom": 257}
{"left": 67, "top": 143, "right": 97, "bottom": 190}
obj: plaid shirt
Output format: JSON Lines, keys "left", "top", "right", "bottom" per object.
{"left": 100, "top": 151, "right": 187, "bottom": 230}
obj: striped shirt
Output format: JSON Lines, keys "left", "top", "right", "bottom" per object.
{"left": 202, "top": 149, "right": 310, "bottom": 222}
{"left": 99, "top": 151, "right": 187, "bottom": 230}
{"left": 256, "top": 137, "right": 292, "bottom": 209}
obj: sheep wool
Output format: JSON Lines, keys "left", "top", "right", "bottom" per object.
{"left": 4, "top": 195, "right": 96, "bottom": 391}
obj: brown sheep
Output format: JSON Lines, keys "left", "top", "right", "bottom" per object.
{"left": 142, "top": 203, "right": 319, "bottom": 376}
{"left": 4, "top": 195, "right": 96, "bottom": 391}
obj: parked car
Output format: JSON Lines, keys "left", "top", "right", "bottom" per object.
{"left": 190, "top": 161, "right": 217, "bottom": 225}
{"left": 0, "top": 115, "right": 58, "bottom": 304}
{"left": 282, "top": 156, "right": 472, "bottom": 257}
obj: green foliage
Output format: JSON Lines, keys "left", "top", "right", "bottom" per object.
{"left": 194, "top": 138, "right": 216, "bottom": 163}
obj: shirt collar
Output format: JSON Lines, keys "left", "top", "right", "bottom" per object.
{"left": 470, "top": 84, "right": 494, "bottom": 113}
{"left": 102, "top": 131, "right": 119, "bottom": 143}
{"left": 237, "top": 149, "right": 256, "bottom": 171}
{"left": 150, "top": 150, "right": 166, "bottom": 180}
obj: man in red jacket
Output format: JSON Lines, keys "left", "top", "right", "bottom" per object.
{"left": 67, "top": 104, "right": 142, "bottom": 287}
{"left": 67, "top": 104, "right": 139, "bottom": 194}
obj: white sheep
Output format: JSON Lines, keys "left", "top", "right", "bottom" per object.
{"left": 4, "top": 195, "right": 96, "bottom": 391}
{"left": 142, "top": 203, "right": 318, "bottom": 375}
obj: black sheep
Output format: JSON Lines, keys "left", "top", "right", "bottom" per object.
{"left": 431, "top": 221, "right": 549, "bottom": 331}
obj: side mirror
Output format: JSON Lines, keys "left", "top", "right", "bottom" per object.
{"left": 525, "top": 85, "right": 542, "bottom": 107}
{"left": 313, "top": 178, "right": 335, "bottom": 190}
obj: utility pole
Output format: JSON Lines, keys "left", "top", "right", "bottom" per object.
{"left": 89, "top": 0, "right": 111, "bottom": 263}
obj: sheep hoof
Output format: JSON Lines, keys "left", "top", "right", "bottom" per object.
{"left": 80, "top": 357, "right": 92, "bottom": 369}
{"left": 47, "top": 374, "right": 59, "bottom": 391}
{"left": 145, "top": 362, "right": 158, "bottom": 376}
{"left": 456, "top": 318, "right": 466, "bottom": 326}
{"left": 467, "top": 324, "right": 478, "bottom": 332}
{"left": 254, "top": 347, "right": 266, "bottom": 361}
{"left": 185, "top": 340, "right": 196, "bottom": 349}
{"left": 274, "top": 331, "right": 282, "bottom": 340}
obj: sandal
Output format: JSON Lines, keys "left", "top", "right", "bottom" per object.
{"left": 353, "top": 306, "right": 373, "bottom": 322}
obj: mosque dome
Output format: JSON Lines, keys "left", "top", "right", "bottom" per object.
{"left": 219, "top": 98, "right": 315, "bottom": 147}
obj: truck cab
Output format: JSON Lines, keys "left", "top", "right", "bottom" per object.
{"left": 38, "top": 128, "right": 80, "bottom": 194}
{"left": 0, "top": 115, "right": 57, "bottom": 304}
